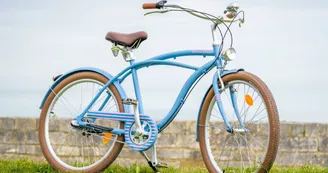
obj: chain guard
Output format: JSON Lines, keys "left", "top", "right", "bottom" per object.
{"left": 124, "top": 115, "right": 158, "bottom": 151}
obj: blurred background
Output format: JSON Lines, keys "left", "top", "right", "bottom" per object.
{"left": 0, "top": 0, "right": 327, "bottom": 122}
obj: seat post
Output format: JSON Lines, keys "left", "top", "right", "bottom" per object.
{"left": 121, "top": 48, "right": 136, "bottom": 61}
{"left": 129, "top": 59, "right": 144, "bottom": 114}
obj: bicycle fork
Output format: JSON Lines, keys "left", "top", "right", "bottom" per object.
{"left": 212, "top": 70, "right": 248, "bottom": 134}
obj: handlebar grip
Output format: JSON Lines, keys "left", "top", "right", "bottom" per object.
{"left": 143, "top": 3, "right": 157, "bottom": 9}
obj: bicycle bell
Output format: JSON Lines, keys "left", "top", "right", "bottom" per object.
{"left": 224, "top": 2, "right": 239, "bottom": 19}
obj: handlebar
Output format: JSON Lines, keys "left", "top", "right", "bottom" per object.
{"left": 142, "top": 1, "right": 244, "bottom": 26}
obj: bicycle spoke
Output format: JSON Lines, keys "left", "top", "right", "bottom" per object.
{"left": 92, "top": 94, "right": 109, "bottom": 109}
{"left": 103, "top": 98, "right": 115, "bottom": 112}
{"left": 247, "top": 115, "right": 267, "bottom": 126}
{"left": 244, "top": 136, "right": 263, "bottom": 156}
{"left": 104, "top": 101, "right": 117, "bottom": 112}
{"left": 233, "top": 135, "right": 244, "bottom": 170}
{"left": 248, "top": 133, "right": 267, "bottom": 150}
{"left": 225, "top": 142, "right": 233, "bottom": 169}
{"left": 74, "top": 134, "right": 79, "bottom": 166}
{"left": 246, "top": 85, "right": 250, "bottom": 96}
{"left": 51, "top": 107, "right": 75, "bottom": 119}
{"left": 54, "top": 129, "right": 74, "bottom": 153}
{"left": 81, "top": 133, "right": 84, "bottom": 167}
{"left": 236, "top": 133, "right": 255, "bottom": 167}
{"left": 51, "top": 89, "right": 79, "bottom": 115}
{"left": 80, "top": 84, "right": 83, "bottom": 112}
{"left": 246, "top": 107, "right": 266, "bottom": 125}
{"left": 234, "top": 132, "right": 263, "bottom": 169}
{"left": 52, "top": 96, "right": 76, "bottom": 117}
{"left": 242, "top": 134, "right": 253, "bottom": 168}
{"left": 210, "top": 113, "right": 224, "bottom": 120}
{"left": 90, "top": 135, "right": 101, "bottom": 162}
{"left": 65, "top": 134, "right": 78, "bottom": 165}
{"left": 88, "top": 134, "right": 97, "bottom": 165}
{"left": 213, "top": 106, "right": 232, "bottom": 122}
{"left": 91, "top": 83, "right": 95, "bottom": 102}
{"left": 239, "top": 96, "right": 246, "bottom": 121}
{"left": 85, "top": 135, "right": 91, "bottom": 165}
{"left": 198, "top": 124, "right": 227, "bottom": 131}
{"left": 236, "top": 84, "right": 240, "bottom": 102}
{"left": 251, "top": 101, "right": 263, "bottom": 119}
{"left": 215, "top": 135, "right": 232, "bottom": 160}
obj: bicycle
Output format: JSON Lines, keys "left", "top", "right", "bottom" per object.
{"left": 38, "top": 1, "right": 280, "bottom": 173}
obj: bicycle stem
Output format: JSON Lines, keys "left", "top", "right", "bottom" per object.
{"left": 211, "top": 23, "right": 220, "bottom": 46}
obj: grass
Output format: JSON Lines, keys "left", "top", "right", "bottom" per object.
{"left": 0, "top": 159, "right": 327, "bottom": 173}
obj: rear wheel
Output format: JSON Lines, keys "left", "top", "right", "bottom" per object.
{"left": 199, "top": 71, "right": 279, "bottom": 173}
{"left": 39, "top": 72, "right": 125, "bottom": 172}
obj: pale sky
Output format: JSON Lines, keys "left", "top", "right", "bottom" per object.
{"left": 0, "top": 0, "right": 327, "bottom": 122}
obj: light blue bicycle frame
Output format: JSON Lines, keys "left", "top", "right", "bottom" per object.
{"left": 74, "top": 45, "right": 243, "bottom": 135}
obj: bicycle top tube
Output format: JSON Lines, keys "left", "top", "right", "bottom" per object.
{"left": 118, "top": 49, "right": 216, "bottom": 83}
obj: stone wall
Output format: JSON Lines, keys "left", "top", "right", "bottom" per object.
{"left": 0, "top": 117, "right": 327, "bottom": 167}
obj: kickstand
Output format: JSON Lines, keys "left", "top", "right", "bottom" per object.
{"left": 140, "top": 151, "right": 159, "bottom": 173}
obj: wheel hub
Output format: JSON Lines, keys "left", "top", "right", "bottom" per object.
{"left": 232, "top": 127, "right": 249, "bottom": 134}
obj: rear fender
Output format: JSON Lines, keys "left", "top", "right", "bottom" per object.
{"left": 39, "top": 67, "right": 129, "bottom": 112}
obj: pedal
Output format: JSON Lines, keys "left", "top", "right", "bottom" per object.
{"left": 154, "top": 162, "right": 168, "bottom": 168}
{"left": 122, "top": 98, "right": 138, "bottom": 105}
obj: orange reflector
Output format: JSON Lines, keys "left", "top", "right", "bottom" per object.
{"left": 102, "top": 132, "right": 112, "bottom": 144}
{"left": 245, "top": 94, "right": 254, "bottom": 106}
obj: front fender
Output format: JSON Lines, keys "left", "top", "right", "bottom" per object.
{"left": 196, "top": 68, "right": 244, "bottom": 142}
{"left": 39, "top": 67, "right": 129, "bottom": 112}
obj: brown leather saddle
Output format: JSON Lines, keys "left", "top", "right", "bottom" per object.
{"left": 105, "top": 31, "right": 148, "bottom": 49}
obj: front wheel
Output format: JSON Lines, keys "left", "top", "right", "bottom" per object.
{"left": 199, "top": 71, "right": 280, "bottom": 173}
{"left": 39, "top": 72, "right": 125, "bottom": 173}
